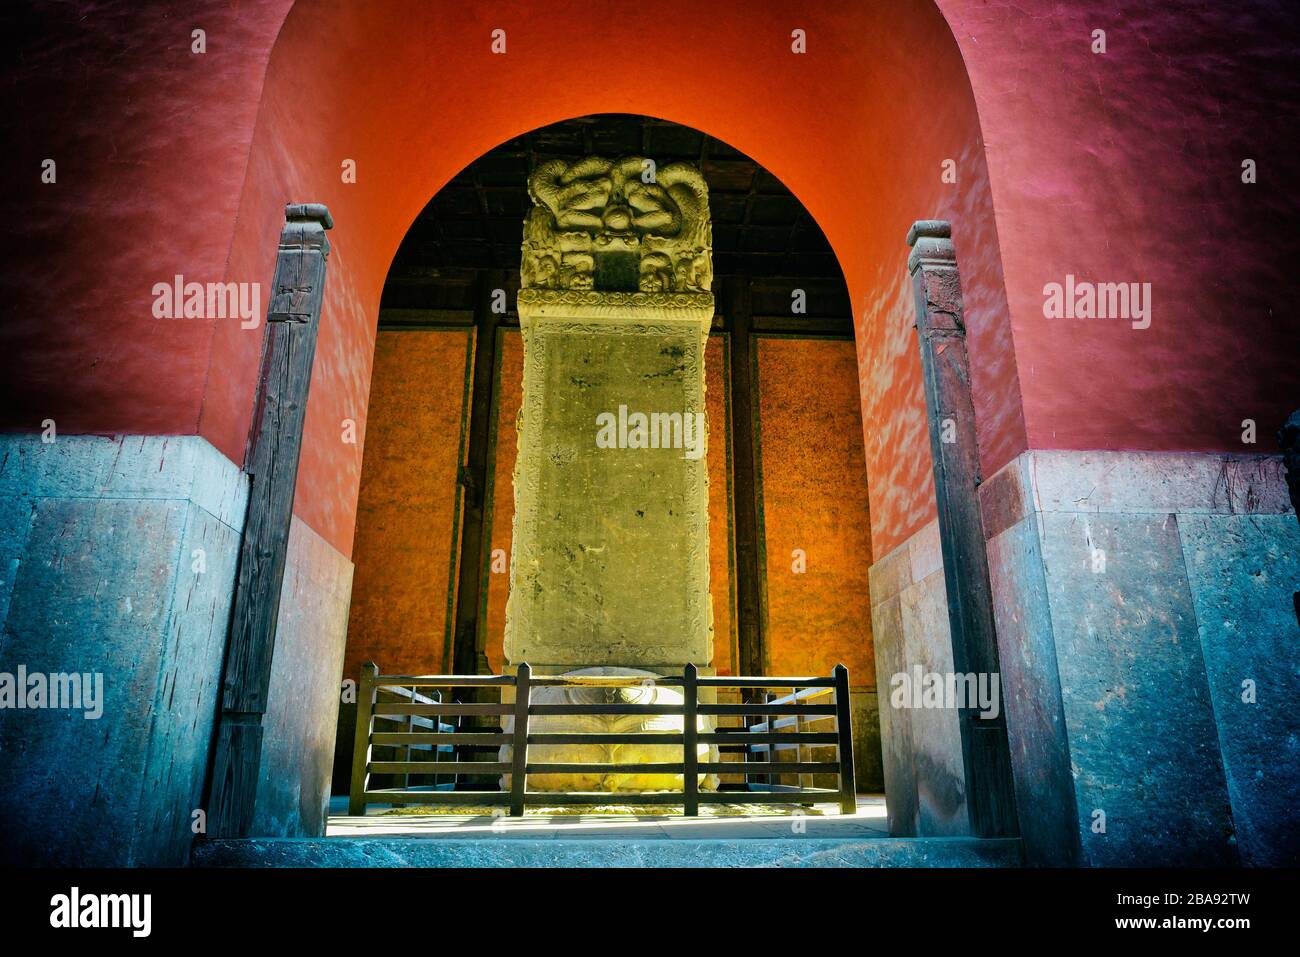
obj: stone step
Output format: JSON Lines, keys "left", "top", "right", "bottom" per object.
{"left": 191, "top": 835, "right": 1024, "bottom": 868}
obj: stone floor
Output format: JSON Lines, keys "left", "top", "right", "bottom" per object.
{"left": 191, "top": 795, "right": 1025, "bottom": 866}
{"left": 323, "top": 794, "right": 891, "bottom": 841}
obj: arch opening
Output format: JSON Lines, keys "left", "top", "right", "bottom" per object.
{"left": 205, "top": 0, "right": 1025, "bottom": 844}
{"left": 334, "top": 114, "right": 884, "bottom": 801}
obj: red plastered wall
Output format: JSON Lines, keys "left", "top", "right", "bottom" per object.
{"left": 940, "top": 0, "right": 1300, "bottom": 454}
{"left": 201, "top": 0, "right": 1021, "bottom": 558}
{"left": 9, "top": 1, "right": 1293, "bottom": 562}
{"left": 0, "top": 0, "right": 294, "bottom": 436}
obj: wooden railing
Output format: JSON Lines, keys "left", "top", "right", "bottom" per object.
{"left": 349, "top": 662, "right": 857, "bottom": 817}
{"left": 363, "top": 683, "right": 455, "bottom": 794}
{"left": 734, "top": 685, "right": 840, "bottom": 793}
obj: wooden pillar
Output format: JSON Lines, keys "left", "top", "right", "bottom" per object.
{"left": 725, "top": 277, "right": 767, "bottom": 678}
{"left": 451, "top": 269, "right": 506, "bottom": 676}
{"left": 906, "top": 220, "right": 1019, "bottom": 838}
{"left": 207, "top": 203, "right": 333, "bottom": 838}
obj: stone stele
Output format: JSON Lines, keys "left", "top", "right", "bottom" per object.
{"left": 504, "top": 156, "right": 715, "bottom": 672}
{"left": 502, "top": 157, "right": 717, "bottom": 792}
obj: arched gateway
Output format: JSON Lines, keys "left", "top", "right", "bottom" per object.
{"left": 0, "top": 1, "right": 1295, "bottom": 870}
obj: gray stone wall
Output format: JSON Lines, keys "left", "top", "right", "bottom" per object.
{"left": 253, "top": 515, "right": 353, "bottom": 837}
{"left": 849, "top": 689, "right": 884, "bottom": 793}
{"left": 0, "top": 434, "right": 356, "bottom": 863}
{"left": 0, "top": 435, "right": 246, "bottom": 866}
{"left": 982, "top": 450, "right": 1299, "bottom": 866}
{"left": 7, "top": 434, "right": 1290, "bottom": 866}
{"left": 868, "top": 520, "right": 970, "bottom": 837}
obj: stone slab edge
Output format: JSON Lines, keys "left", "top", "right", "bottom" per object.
{"left": 192, "top": 835, "right": 1024, "bottom": 868}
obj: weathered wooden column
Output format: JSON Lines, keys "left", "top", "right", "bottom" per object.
{"left": 724, "top": 276, "right": 768, "bottom": 680}
{"left": 906, "top": 220, "right": 1018, "bottom": 838}
{"left": 451, "top": 269, "right": 508, "bottom": 676}
{"left": 208, "top": 203, "right": 333, "bottom": 838}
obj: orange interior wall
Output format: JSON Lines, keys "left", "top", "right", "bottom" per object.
{"left": 353, "top": 327, "right": 870, "bottom": 681}
{"left": 350, "top": 328, "right": 869, "bottom": 681}
{"left": 756, "top": 338, "right": 874, "bottom": 688}
{"left": 342, "top": 329, "right": 471, "bottom": 681}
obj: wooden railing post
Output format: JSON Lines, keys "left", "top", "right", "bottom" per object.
{"left": 207, "top": 203, "right": 333, "bottom": 838}
{"left": 833, "top": 664, "right": 857, "bottom": 815}
{"left": 509, "top": 663, "right": 530, "bottom": 816}
{"left": 429, "top": 687, "right": 441, "bottom": 792}
{"left": 348, "top": 662, "right": 378, "bottom": 816}
{"left": 682, "top": 664, "right": 699, "bottom": 817}
{"left": 767, "top": 693, "right": 779, "bottom": 790}
{"left": 793, "top": 696, "right": 806, "bottom": 792}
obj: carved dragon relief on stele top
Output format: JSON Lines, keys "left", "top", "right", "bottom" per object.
{"left": 521, "top": 156, "right": 713, "bottom": 295}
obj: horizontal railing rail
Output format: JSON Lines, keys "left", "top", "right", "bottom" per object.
{"left": 354, "top": 679, "right": 457, "bottom": 798}
{"left": 348, "top": 661, "right": 856, "bottom": 817}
